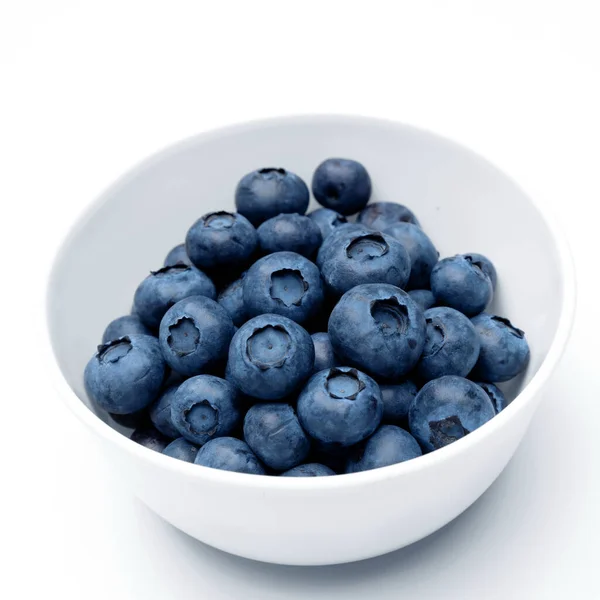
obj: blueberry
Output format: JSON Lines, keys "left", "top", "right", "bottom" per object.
{"left": 321, "top": 231, "right": 411, "bottom": 297}
{"left": 316, "top": 223, "right": 374, "bottom": 269}
{"left": 85, "top": 335, "right": 166, "bottom": 414}
{"left": 162, "top": 437, "right": 199, "bottom": 462}
{"left": 226, "top": 314, "right": 314, "bottom": 400}
{"left": 345, "top": 425, "right": 422, "bottom": 473}
{"left": 148, "top": 385, "right": 180, "bottom": 439}
{"left": 130, "top": 425, "right": 170, "bottom": 452}
{"left": 243, "top": 251, "right": 324, "bottom": 325}
{"left": 297, "top": 367, "right": 383, "bottom": 446}
{"left": 464, "top": 253, "right": 497, "bottom": 289}
{"left": 470, "top": 313, "right": 530, "bottom": 382}
{"left": 311, "top": 332, "right": 339, "bottom": 373}
{"left": 257, "top": 213, "right": 322, "bottom": 258}
{"left": 102, "top": 315, "right": 154, "bottom": 344}
{"left": 158, "top": 295, "right": 235, "bottom": 377}
{"left": 217, "top": 272, "right": 248, "bottom": 327}
{"left": 235, "top": 168, "right": 309, "bottom": 226}
{"left": 312, "top": 158, "right": 372, "bottom": 215}
{"left": 328, "top": 284, "right": 426, "bottom": 381}
{"left": 357, "top": 202, "right": 420, "bottom": 230}
{"left": 380, "top": 380, "right": 418, "bottom": 423}
{"left": 185, "top": 211, "right": 258, "bottom": 270}
{"left": 194, "top": 437, "right": 266, "bottom": 475}
{"left": 416, "top": 307, "right": 480, "bottom": 382}
{"left": 280, "top": 463, "right": 336, "bottom": 477}
{"left": 408, "top": 375, "right": 495, "bottom": 452}
{"left": 133, "top": 264, "right": 216, "bottom": 329}
{"left": 408, "top": 289, "right": 436, "bottom": 311}
{"left": 170, "top": 375, "right": 241, "bottom": 445}
{"left": 164, "top": 243, "right": 192, "bottom": 267}
{"left": 430, "top": 255, "right": 493, "bottom": 317}
{"left": 477, "top": 382, "right": 508, "bottom": 413}
{"left": 307, "top": 208, "right": 348, "bottom": 240}
{"left": 384, "top": 222, "right": 438, "bottom": 289}
{"left": 243, "top": 403, "right": 310, "bottom": 471}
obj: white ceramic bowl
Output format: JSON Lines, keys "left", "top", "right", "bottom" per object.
{"left": 46, "top": 115, "right": 575, "bottom": 566}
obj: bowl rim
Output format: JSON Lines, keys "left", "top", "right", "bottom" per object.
{"left": 44, "top": 113, "right": 576, "bottom": 489}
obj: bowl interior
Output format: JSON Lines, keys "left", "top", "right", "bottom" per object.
{"left": 47, "top": 116, "right": 565, "bottom": 426}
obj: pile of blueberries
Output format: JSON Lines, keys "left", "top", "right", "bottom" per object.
{"left": 85, "top": 158, "right": 530, "bottom": 476}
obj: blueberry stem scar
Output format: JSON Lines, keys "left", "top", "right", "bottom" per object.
{"left": 429, "top": 415, "right": 469, "bottom": 448}
{"left": 423, "top": 317, "right": 446, "bottom": 357}
{"left": 150, "top": 264, "right": 190, "bottom": 276}
{"left": 167, "top": 317, "right": 201, "bottom": 356}
{"left": 370, "top": 298, "right": 408, "bottom": 336}
{"left": 246, "top": 324, "right": 292, "bottom": 369}
{"left": 184, "top": 400, "right": 219, "bottom": 436}
{"left": 258, "top": 167, "right": 286, "bottom": 175}
{"left": 346, "top": 234, "right": 389, "bottom": 260}
{"left": 491, "top": 315, "right": 525, "bottom": 338}
{"left": 326, "top": 368, "right": 365, "bottom": 400}
{"left": 97, "top": 337, "right": 133, "bottom": 363}
{"left": 204, "top": 211, "right": 235, "bottom": 228}
{"left": 269, "top": 269, "right": 308, "bottom": 307}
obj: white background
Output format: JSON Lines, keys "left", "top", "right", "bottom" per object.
{"left": 2, "top": 1, "right": 599, "bottom": 598}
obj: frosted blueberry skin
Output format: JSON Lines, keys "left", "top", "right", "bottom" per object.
{"left": 311, "top": 332, "right": 339, "bottom": 374}
{"left": 328, "top": 284, "right": 426, "bottom": 381}
{"left": 133, "top": 264, "right": 217, "bottom": 329}
{"left": 257, "top": 213, "right": 322, "bottom": 259}
{"left": 297, "top": 367, "right": 383, "bottom": 447}
{"left": 470, "top": 313, "right": 530, "bottom": 382}
{"left": 345, "top": 425, "right": 422, "bottom": 473}
{"left": 416, "top": 307, "right": 480, "bottom": 382}
{"left": 102, "top": 315, "right": 154, "bottom": 344}
{"left": 148, "top": 384, "right": 180, "bottom": 439}
{"left": 158, "top": 295, "right": 235, "bottom": 377}
{"left": 185, "top": 211, "right": 258, "bottom": 270}
{"left": 316, "top": 223, "right": 374, "bottom": 269}
{"left": 280, "top": 463, "right": 336, "bottom": 477}
{"left": 243, "top": 251, "right": 324, "bottom": 326}
{"left": 380, "top": 380, "right": 419, "bottom": 424}
{"left": 464, "top": 253, "right": 497, "bottom": 289}
{"left": 170, "top": 375, "right": 241, "bottom": 446}
{"left": 162, "top": 438, "right": 199, "bottom": 462}
{"left": 84, "top": 334, "right": 166, "bottom": 415}
{"left": 312, "top": 158, "right": 372, "bottom": 215}
{"left": 477, "top": 382, "right": 508, "bottom": 413}
{"left": 307, "top": 207, "right": 348, "bottom": 240}
{"left": 320, "top": 231, "right": 411, "bottom": 297}
{"left": 217, "top": 272, "right": 248, "bottom": 327}
{"left": 235, "top": 168, "right": 310, "bottom": 226}
{"left": 408, "top": 375, "right": 496, "bottom": 452}
{"left": 408, "top": 289, "right": 436, "bottom": 311}
{"left": 194, "top": 437, "right": 266, "bottom": 475}
{"left": 357, "top": 201, "right": 420, "bottom": 230}
{"left": 430, "top": 255, "right": 493, "bottom": 317}
{"left": 164, "top": 243, "right": 192, "bottom": 267}
{"left": 226, "top": 314, "right": 315, "bottom": 401}
{"left": 384, "top": 222, "right": 438, "bottom": 290}
{"left": 130, "top": 426, "right": 170, "bottom": 452}
{"left": 243, "top": 403, "right": 310, "bottom": 471}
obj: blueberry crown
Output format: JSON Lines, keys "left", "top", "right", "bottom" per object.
{"left": 150, "top": 264, "right": 191, "bottom": 276}
{"left": 491, "top": 315, "right": 525, "bottom": 338}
